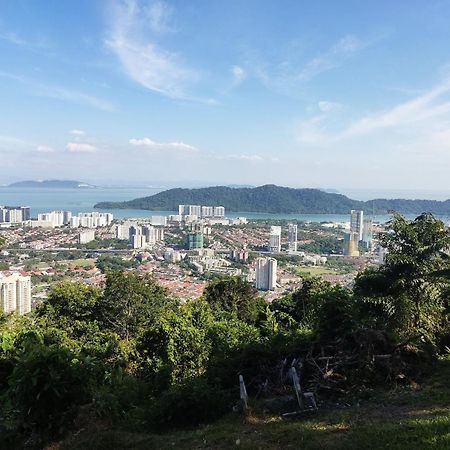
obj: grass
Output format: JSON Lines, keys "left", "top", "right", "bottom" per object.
{"left": 55, "top": 358, "right": 450, "bottom": 450}
{"left": 62, "top": 258, "right": 95, "bottom": 268}
{"left": 297, "top": 266, "right": 338, "bottom": 277}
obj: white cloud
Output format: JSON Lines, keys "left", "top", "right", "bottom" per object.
{"left": 218, "top": 154, "right": 264, "bottom": 162}
{"left": 145, "top": 0, "right": 174, "bottom": 33}
{"left": 318, "top": 100, "right": 340, "bottom": 112}
{"left": 105, "top": 0, "right": 197, "bottom": 99}
{"left": 36, "top": 145, "right": 54, "bottom": 153}
{"left": 66, "top": 142, "right": 97, "bottom": 153}
{"left": 298, "top": 35, "right": 366, "bottom": 82}
{"left": 231, "top": 65, "right": 246, "bottom": 85}
{"left": 294, "top": 76, "right": 450, "bottom": 162}
{"left": 129, "top": 137, "right": 198, "bottom": 152}
{"left": 342, "top": 79, "right": 450, "bottom": 137}
{"left": 70, "top": 129, "right": 86, "bottom": 136}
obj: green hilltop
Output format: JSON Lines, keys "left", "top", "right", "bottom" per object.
{"left": 94, "top": 184, "right": 450, "bottom": 215}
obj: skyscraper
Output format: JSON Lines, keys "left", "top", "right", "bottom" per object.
{"left": 343, "top": 232, "right": 360, "bottom": 257}
{"left": 187, "top": 232, "right": 204, "bottom": 249}
{"left": 288, "top": 223, "right": 298, "bottom": 252}
{"left": 255, "top": 257, "right": 277, "bottom": 290}
{"left": 269, "top": 226, "right": 281, "bottom": 252}
{"left": 350, "top": 210, "right": 364, "bottom": 241}
{"left": 0, "top": 272, "right": 32, "bottom": 315}
{"left": 362, "top": 218, "right": 373, "bottom": 251}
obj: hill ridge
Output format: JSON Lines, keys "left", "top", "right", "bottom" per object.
{"left": 94, "top": 184, "right": 450, "bottom": 215}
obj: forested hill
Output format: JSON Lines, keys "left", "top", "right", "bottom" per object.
{"left": 94, "top": 184, "right": 450, "bottom": 214}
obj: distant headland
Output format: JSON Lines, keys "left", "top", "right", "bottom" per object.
{"left": 6, "top": 180, "right": 96, "bottom": 189}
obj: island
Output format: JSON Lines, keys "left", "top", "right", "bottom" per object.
{"left": 7, "top": 180, "right": 96, "bottom": 189}
{"left": 94, "top": 184, "right": 450, "bottom": 214}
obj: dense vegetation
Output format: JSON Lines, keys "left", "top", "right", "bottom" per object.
{"left": 94, "top": 184, "right": 450, "bottom": 214}
{"left": 1, "top": 213, "right": 450, "bottom": 449}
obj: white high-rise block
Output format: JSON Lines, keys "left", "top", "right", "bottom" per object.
{"left": 0, "top": 272, "right": 32, "bottom": 315}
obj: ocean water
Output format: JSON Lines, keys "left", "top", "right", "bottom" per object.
{"left": 0, "top": 187, "right": 449, "bottom": 224}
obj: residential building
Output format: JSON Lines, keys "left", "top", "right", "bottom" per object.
{"left": 255, "top": 257, "right": 277, "bottom": 291}
{"left": 179, "top": 204, "right": 225, "bottom": 218}
{"left": 0, "top": 206, "right": 30, "bottom": 223}
{"left": 288, "top": 223, "right": 298, "bottom": 252}
{"left": 213, "top": 206, "right": 225, "bottom": 217}
{"left": 350, "top": 210, "right": 364, "bottom": 241}
{"left": 362, "top": 218, "right": 373, "bottom": 251}
{"left": 78, "top": 229, "right": 96, "bottom": 244}
{"left": 187, "top": 231, "right": 204, "bottom": 250}
{"left": 269, "top": 226, "right": 281, "bottom": 252}
{"left": 0, "top": 272, "right": 31, "bottom": 315}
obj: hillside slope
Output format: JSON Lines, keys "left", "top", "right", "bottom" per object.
{"left": 58, "top": 358, "right": 450, "bottom": 450}
{"left": 94, "top": 184, "right": 450, "bottom": 215}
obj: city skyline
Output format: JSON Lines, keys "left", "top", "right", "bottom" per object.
{"left": 2, "top": 1, "right": 450, "bottom": 189}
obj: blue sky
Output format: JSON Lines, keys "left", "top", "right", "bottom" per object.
{"left": 2, "top": 0, "right": 450, "bottom": 192}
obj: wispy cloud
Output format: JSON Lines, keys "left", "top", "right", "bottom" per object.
{"left": 0, "top": 71, "right": 115, "bottom": 112}
{"left": 298, "top": 35, "right": 367, "bottom": 82}
{"left": 129, "top": 137, "right": 198, "bottom": 152}
{"left": 66, "top": 142, "right": 97, "bottom": 153}
{"left": 318, "top": 100, "right": 340, "bottom": 112}
{"left": 105, "top": 0, "right": 198, "bottom": 99}
{"left": 70, "top": 129, "right": 86, "bottom": 136}
{"left": 0, "top": 30, "right": 49, "bottom": 49}
{"left": 342, "top": 79, "right": 450, "bottom": 137}
{"left": 231, "top": 65, "right": 246, "bottom": 85}
{"left": 36, "top": 145, "right": 55, "bottom": 153}
{"left": 216, "top": 154, "right": 264, "bottom": 162}
{"left": 250, "top": 34, "right": 378, "bottom": 97}
{"left": 294, "top": 76, "right": 450, "bottom": 156}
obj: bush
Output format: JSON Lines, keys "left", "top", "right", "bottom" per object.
{"left": 146, "top": 378, "right": 232, "bottom": 430}
{"left": 3, "top": 344, "right": 96, "bottom": 439}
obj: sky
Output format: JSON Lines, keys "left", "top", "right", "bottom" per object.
{"left": 2, "top": 0, "right": 450, "bottom": 193}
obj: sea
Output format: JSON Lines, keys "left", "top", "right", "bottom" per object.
{"left": 1, "top": 187, "right": 450, "bottom": 224}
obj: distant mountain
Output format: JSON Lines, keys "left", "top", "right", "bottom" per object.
{"left": 7, "top": 180, "right": 96, "bottom": 189}
{"left": 94, "top": 184, "right": 450, "bottom": 215}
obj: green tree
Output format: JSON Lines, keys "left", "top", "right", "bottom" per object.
{"left": 137, "top": 300, "right": 212, "bottom": 388}
{"left": 202, "top": 276, "right": 266, "bottom": 323}
{"left": 270, "top": 277, "right": 331, "bottom": 330}
{"left": 355, "top": 213, "right": 450, "bottom": 339}
{"left": 96, "top": 255, "right": 138, "bottom": 273}
{"left": 40, "top": 281, "right": 102, "bottom": 324}
{"left": 98, "top": 272, "right": 176, "bottom": 341}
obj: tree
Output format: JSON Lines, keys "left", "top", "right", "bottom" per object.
{"left": 355, "top": 213, "right": 450, "bottom": 338}
{"left": 98, "top": 272, "right": 176, "bottom": 340}
{"left": 96, "top": 255, "right": 138, "bottom": 273}
{"left": 202, "top": 276, "right": 266, "bottom": 323}
{"left": 137, "top": 300, "right": 212, "bottom": 388}
{"left": 41, "top": 281, "right": 102, "bottom": 323}
{"left": 270, "top": 277, "right": 331, "bottom": 330}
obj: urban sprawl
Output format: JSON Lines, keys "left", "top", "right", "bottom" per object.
{"left": 0, "top": 204, "right": 383, "bottom": 315}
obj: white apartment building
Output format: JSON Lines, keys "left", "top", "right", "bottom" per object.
{"left": 255, "top": 257, "right": 277, "bottom": 291}
{"left": 0, "top": 272, "right": 32, "bottom": 315}
{"left": 0, "top": 206, "right": 30, "bottom": 223}
{"left": 70, "top": 212, "right": 113, "bottom": 228}
{"left": 37, "top": 210, "right": 72, "bottom": 227}
{"left": 288, "top": 223, "right": 298, "bottom": 252}
{"left": 269, "top": 226, "right": 282, "bottom": 253}
{"left": 350, "top": 210, "right": 364, "bottom": 241}
{"left": 78, "top": 229, "right": 96, "bottom": 244}
{"left": 179, "top": 204, "right": 225, "bottom": 219}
